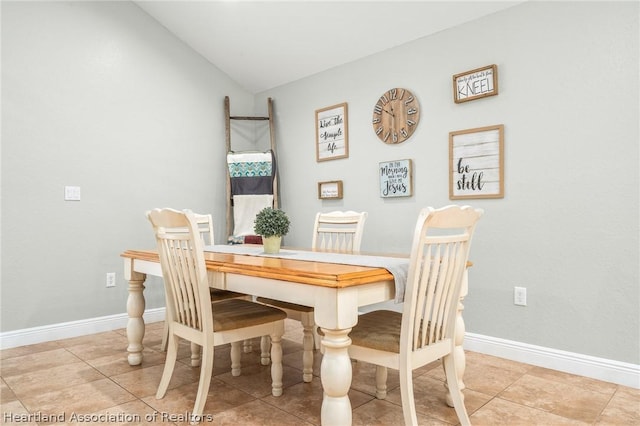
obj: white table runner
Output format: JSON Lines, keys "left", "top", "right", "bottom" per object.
{"left": 205, "top": 244, "right": 409, "bottom": 302}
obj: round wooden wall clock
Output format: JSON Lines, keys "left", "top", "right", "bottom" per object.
{"left": 372, "top": 87, "right": 420, "bottom": 144}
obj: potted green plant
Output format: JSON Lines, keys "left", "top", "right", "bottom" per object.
{"left": 254, "top": 207, "right": 291, "bottom": 254}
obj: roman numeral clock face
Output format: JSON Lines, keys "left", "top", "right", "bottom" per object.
{"left": 372, "top": 88, "right": 420, "bottom": 144}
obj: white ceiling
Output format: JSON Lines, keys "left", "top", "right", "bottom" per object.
{"left": 135, "top": 1, "right": 524, "bottom": 94}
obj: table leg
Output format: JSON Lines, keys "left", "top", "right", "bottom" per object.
{"left": 126, "top": 276, "right": 146, "bottom": 366}
{"left": 320, "top": 327, "right": 353, "bottom": 426}
{"left": 445, "top": 268, "right": 468, "bottom": 406}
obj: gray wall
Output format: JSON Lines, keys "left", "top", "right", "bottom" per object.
{"left": 1, "top": 1, "right": 638, "bottom": 367}
{"left": 258, "top": 1, "right": 639, "bottom": 365}
{"left": 1, "top": 1, "right": 253, "bottom": 329}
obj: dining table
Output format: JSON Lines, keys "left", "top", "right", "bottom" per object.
{"left": 121, "top": 245, "right": 470, "bottom": 426}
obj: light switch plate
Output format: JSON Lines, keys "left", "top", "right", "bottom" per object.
{"left": 64, "top": 186, "right": 81, "bottom": 201}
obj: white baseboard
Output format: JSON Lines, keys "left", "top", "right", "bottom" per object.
{"left": 2, "top": 313, "right": 638, "bottom": 389}
{"left": 0, "top": 308, "right": 166, "bottom": 350}
{"left": 464, "top": 332, "right": 640, "bottom": 389}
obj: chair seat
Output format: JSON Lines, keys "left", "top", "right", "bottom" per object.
{"left": 210, "top": 289, "right": 245, "bottom": 301}
{"left": 350, "top": 310, "right": 402, "bottom": 353}
{"left": 213, "top": 299, "right": 287, "bottom": 331}
{"left": 351, "top": 310, "right": 439, "bottom": 353}
{"left": 257, "top": 297, "right": 314, "bottom": 313}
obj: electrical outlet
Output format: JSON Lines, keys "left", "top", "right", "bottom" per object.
{"left": 106, "top": 272, "right": 116, "bottom": 288}
{"left": 514, "top": 286, "right": 527, "bottom": 306}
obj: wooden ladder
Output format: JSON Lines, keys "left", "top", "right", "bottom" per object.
{"left": 224, "top": 96, "right": 278, "bottom": 239}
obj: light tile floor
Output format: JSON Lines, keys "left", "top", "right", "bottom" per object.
{"left": 1, "top": 320, "right": 638, "bottom": 425}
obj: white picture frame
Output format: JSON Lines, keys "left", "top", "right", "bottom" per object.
{"left": 316, "top": 103, "right": 349, "bottom": 161}
{"left": 449, "top": 124, "right": 504, "bottom": 199}
{"left": 379, "top": 159, "right": 412, "bottom": 198}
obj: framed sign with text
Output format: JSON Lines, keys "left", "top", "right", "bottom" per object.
{"left": 318, "top": 180, "right": 343, "bottom": 199}
{"left": 316, "top": 103, "right": 349, "bottom": 162}
{"left": 379, "top": 159, "right": 412, "bottom": 198}
{"left": 453, "top": 64, "right": 498, "bottom": 103}
{"left": 449, "top": 124, "right": 504, "bottom": 199}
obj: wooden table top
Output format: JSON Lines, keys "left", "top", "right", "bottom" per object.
{"left": 121, "top": 248, "right": 397, "bottom": 289}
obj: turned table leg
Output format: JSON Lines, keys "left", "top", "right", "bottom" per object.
{"left": 320, "top": 327, "right": 353, "bottom": 426}
{"left": 126, "top": 274, "right": 146, "bottom": 366}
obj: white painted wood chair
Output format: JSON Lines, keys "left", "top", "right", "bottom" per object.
{"left": 160, "top": 212, "right": 248, "bottom": 352}
{"left": 347, "top": 205, "right": 482, "bottom": 426}
{"left": 147, "top": 208, "right": 286, "bottom": 424}
{"left": 258, "top": 210, "right": 368, "bottom": 382}
{"left": 311, "top": 210, "right": 368, "bottom": 252}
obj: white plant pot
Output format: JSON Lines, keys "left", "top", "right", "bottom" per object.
{"left": 263, "top": 236, "right": 282, "bottom": 254}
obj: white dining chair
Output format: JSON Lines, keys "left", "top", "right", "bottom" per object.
{"left": 147, "top": 208, "right": 287, "bottom": 424}
{"left": 160, "top": 212, "right": 248, "bottom": 353}
{"left": 258, "top": 210, "right": 368, "bottom": 382}
{"left": 347, "top": 205, "right": 482, "bottom": 426}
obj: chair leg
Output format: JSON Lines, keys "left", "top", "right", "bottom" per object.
{"left": 375, "top": 365, "right": 388, "bottom": 399}
{"left": 443, "top": 353, "right": 471, "bottom": 426}
{"left": 260, "top": 335, "right": 271, "bottom": 366}
{"left": 230, "top": 341, "right": 242, "bottom": 376}
{"left": 156, "top": 333, "right": 179, "bottom": 399}
{"left": 301, "top": 313, "right": 314, "bottom": 382}
{"left": 190, "top": 344, "right": 214, "bottom": 425}
{"left": 270, "top": 333, "right": 283, "bottom": 397}
{"left": 399, "top": 365, "right": 418, "bottom": 426}
{"left": 190, "top": 342, "right": 201, "bottom": 367}
{"left": 243, "top": 339, "right": 253, "bottom": 353}
{"left": 160, "top": 320, "right": 168, "bottom": 352}
{"left": 313, "top": 321, "right": 322, "bottom": 350}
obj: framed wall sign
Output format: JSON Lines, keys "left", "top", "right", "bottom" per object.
{"left": 449, "top": 124, "right": 504, "bottom": 199}
{"left": 453, "top": 64, "right": 498, "bottom": 103}
{"left": 379, "top": 159, "right": 412, "bottom": 198}
{"left": 318, "top": 180, "right": 343, "bottom": 199}
{"left": 316, "top": 103, "right": 348, "bottom": 161}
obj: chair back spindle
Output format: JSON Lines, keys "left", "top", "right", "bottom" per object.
{"left": 312, "top": 211, "right": 368, "bottom": 252}
{"left": 402, "top": 206, "right": 482, "bottom": 353}
{"left": 148, "top": 210, "right": 212, "bottom": 334}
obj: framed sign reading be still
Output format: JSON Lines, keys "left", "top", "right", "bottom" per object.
{"left": 449, "top": 125, "right": 504, "bottom": 199}
{"left": 316, "top": 103, "right": 349, "bottom": 162}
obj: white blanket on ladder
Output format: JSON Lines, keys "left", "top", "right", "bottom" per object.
{"left": 232, "top": 194, "right": 273, "bottom": 236}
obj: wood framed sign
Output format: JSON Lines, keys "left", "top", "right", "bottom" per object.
{"left": 316, "top": 103, "right": 348, "bottom": 161}
{"left": 453, "top": 64, "right": 498, "bottom": 103}
{"left": 318, "top": 180, "right": 343, "bottom": 199}
{"left": 449, "top": 124, "right": 504, "bottom": 199}
{"left": 379, "top": 159, "right": 412, "bottom": 198}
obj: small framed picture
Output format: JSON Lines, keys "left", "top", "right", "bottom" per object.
{"left": 316, "top": 103, "right": 349, "bottom": 161}
{"left": 449, "top": 124, "right": 504, "bottom": 199}
{"left": 453, "top": 64, "right": 498, "bottom": 103}
{"left": 318, "top": 180, "right": 343, "bottom": 199}
{"left": 379, "top": 159, "right": 412, "bottom": 198}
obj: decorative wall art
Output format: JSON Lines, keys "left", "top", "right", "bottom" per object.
{"left": 379, "top": 159, "right": 412, "bottom": 198}
{"left": 316, "top": 103, "right": 348, "bottom": 161}
{"left": 371, "top": 88, "right": 420, "bottom": 144}
{"left": 453, "top": 64, "right": 498, "bottom": 103}
{"left": 449, "top": 124, "right": 504, "bottom": 199}
{"left": 318, "top": 180, "right": 343, "bottom": 199}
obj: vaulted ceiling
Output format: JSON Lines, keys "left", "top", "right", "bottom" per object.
{"left": 135, "top": 1, "right": 523, "bottom": 94}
